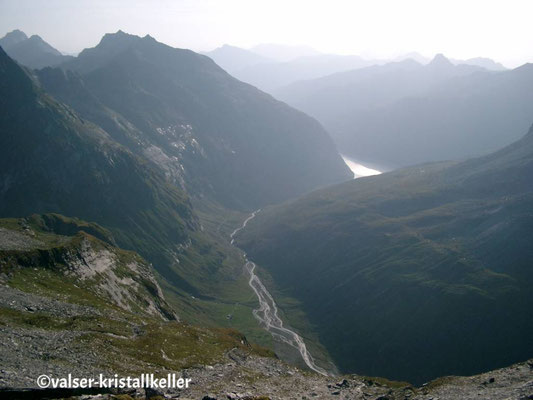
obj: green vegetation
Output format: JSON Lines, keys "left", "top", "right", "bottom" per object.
{"left": 0, "top": 214, "right": 176, "bottom": 318}
{"left": 0, "top": 35, "right": 352, "bottom": 374}
{"left": 0, "top": 45, "right": 197, "bottom": 300}
{"left": 238, "top": 127, "right": 533, "bottom": 384}
{"left": 0, "top": 215, "right": 274, "bottom": 377}
{"left": 0, "top": 41, "right": 345, "bottom": 364}
{"left": 157, "top": 201, "right": 274, "bottom": 348}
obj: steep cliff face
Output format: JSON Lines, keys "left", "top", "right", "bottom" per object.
{"left": 0, "top": 214, "right": 176, "bottom": 320}
{"left": 0, "top": 214, "right": 275, "bottom": 391}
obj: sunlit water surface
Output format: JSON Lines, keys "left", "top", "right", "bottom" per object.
{"left": 341, "top": 155, "right": 382, "bottom": 179}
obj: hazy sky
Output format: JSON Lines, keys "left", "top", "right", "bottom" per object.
{"left": 1, "top": 0, "right": 532, "bottom": 67}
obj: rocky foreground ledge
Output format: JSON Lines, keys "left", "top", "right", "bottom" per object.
{"left": 1, "top": 351, "right": 532, "bottom": 400}
{"left": 1, "top": 216, "right": 531, "bottom": 400}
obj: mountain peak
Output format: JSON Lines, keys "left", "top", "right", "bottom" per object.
{"left": 0, "top": 29, "right": 29, "bottom": 49}
{"left": 21, "top": 34, "right": 63, "bottom": 55}
{"left": 85, "top": 30, "right": 143, "bottom": 57}
{"left": 4, "top": 29, "right": 28, "bottom": 40}
{"left": 429, "top": 53, "right": 453, "bottom": 67}
{"left": 513, "top": 62, "right": 533, "bottom": 74}
{"left": 101, "top": 30, "right": 137, "bottom": 41}
{"left": 0, "top": 30, "right": 70, "bottom": 68}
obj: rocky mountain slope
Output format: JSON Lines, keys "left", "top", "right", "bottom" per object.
{"left": 0, "top": 30, "right": 73, "bottom": 69}
{"left": 37, "top": 31, "right": 351, "bottom": 210}
{"left": 0, "top": 46, "right": 324, "bottom": 364}
{"left": 0, "top": 215, "right": 531, "bottom": 399}
{"left": 0, "top": 45, "right": 203, "bottom": 285}
{"left": 237, "top": 125, "right": 533, "bottom": 384}
{"left": 0, "top": 214, "right": 176, "bottom": 320}
{"left": 1, "top": 214, "right": 531, "bottom": 399}
{"left": 0, "top": 214, "right": 274, "bottom": 393}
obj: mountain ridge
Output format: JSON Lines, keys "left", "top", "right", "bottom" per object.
{"left": 0, "top": 29, "right": 72, "bottom": 68}
{"left": 276, "top": 55, "right": 533, "bottom": 168}
{"left": 40, "top": 31, "right": 352, "bottom": 210}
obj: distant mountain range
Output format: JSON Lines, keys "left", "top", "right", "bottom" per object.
{"left": 204, "top": 44, "right": 376, "bottom": 92}
{"left": 0, "top": 29, "right": 73, "bottom": 68}
{"left": 202, "top": 44, "right": 273, "bottom": 72}
{"left": 451, "top": 56, "right": 507, "bottom": 71}
{"left": 237, "top": 124, "right": 533, "bottom": 384}
{"left": 394, "top": 52, "right": 507, "bottom": 71}
{"left": 276, "top": 54, "right": 532, "bottom": 168}
{"left": 204, "top": 44, "right": 507, "bottom": 93}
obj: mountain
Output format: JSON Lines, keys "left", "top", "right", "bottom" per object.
{"left": 327, "top": 62, "right": 533, "bottom": 168}
{"left": 231, "top": 53, "right": 378, "bottom": 93}
{"left": 0, "top": 46, "right": 203, "bottom": 288}
{"left": 275, "top": 54, "right": 533, "bottom": 168}
{"left": 451, "top": 56, "right": 507, "bottom": 71}
{"left": 37, "top": 31, "right": 352, "bottom": 210}
{"left": 0, "top": 213, "right": 275, "bottom": 392}
{"left": 0, "top": 41, "right": 347, "bottom": 356}
{"left": 393, "top": 53, "right": 506, "bottom": 71}
{"left": 0, "top": 29, "right": 73, "bottom": 68}
{"left": 236, "top": 125, "right": 533, "bottom": 384}
{"left": 250, "top": 43, "right": 321, "bottom": 62}
{"left": 275, "top": 55, "right": 480, "bottom": 127}
{"left": 203, "top": 44, "right": 272, "bottom": 73}
{"left": 203, "top": 45, "right": 377, "bottom": 93}
{"left": 0, "top": 29, "right": 27, "bottom": 48}
{"left": 393, "top": 51, "right": 430, "bottom": 64}
{"left": 0, "top": 213, "right": 177, "bottom": 320}
{"left": 0, "top": 218, "right": 532, "bottom": 399}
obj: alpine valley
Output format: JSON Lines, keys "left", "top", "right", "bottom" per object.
{"left": 0, "top": 27, "right": 532, "bottom": 400}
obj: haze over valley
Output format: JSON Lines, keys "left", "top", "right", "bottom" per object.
{"left": 1, "top": 1, "right": 532, "bottom": 399}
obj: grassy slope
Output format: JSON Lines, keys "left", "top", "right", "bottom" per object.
{"left": 0, "top": 215, "right": 274, "bottom": 377}
{"left": 237, "top": 128, "right": 533, "bottom": 384}
{"left": 159, "top": 199, "right": 337, "bottom": 372}
{"left": 1, "top": 48, "right": 328, "bottom": 368}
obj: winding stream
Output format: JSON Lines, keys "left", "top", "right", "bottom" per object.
{"left": 230, "top": 210, "right": 328, "bottom": 376}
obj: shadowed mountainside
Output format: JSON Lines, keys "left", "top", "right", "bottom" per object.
{"left": 237, "top": 125, "right": 533, "bottom": 384}
{"left": 37, "top": 31, "right": 352, "bottom": 210}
